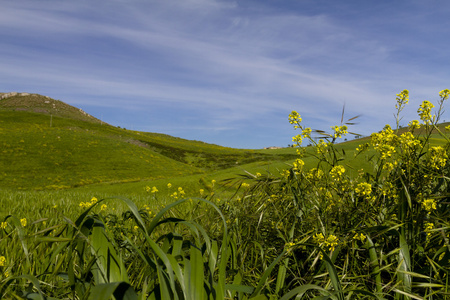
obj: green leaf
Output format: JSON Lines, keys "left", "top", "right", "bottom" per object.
{"left": 88, "top": 282, "right": 138, "bottom": 300}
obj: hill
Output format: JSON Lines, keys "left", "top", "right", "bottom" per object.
{"left": 0, "top": 93, "right": 297, "bottom": 190}
{"left": 0, "top": 92, "right": 102, "bottom": 123}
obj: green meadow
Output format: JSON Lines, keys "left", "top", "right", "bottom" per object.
{"left": 2, "top": 90, "right": 450, "bottom": 299}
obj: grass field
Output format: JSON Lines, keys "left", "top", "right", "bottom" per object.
{"left": 0, "top": 94, "right": 297, "bottom": 191}
{"left": 2, "top": 90, "right": 450, "bottom": 299}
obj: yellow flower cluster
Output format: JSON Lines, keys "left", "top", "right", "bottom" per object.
{"left": 313, "top": 233, "right": 339, "bottom": 252}
{"left": 1, "top": 221, "right": 7, "bottom": 229}
{"left": 145, "top": 186, "right": 158, "bottom": 193}
{"left": 371, "top": 125, "right": 397, "bottom": 159}
{"left": 355, "top": 182, "right": 372, "bottom": 197}
{"left": 325, "top": 235, "right": 339, "bottom": 251}
{"left": 20, "top": 218, "right": 27, "bottom": 227}
{"left": 292, "top": 129, "right": 312, "bottom": 147}
{"left": 313, "top": 233, "right": 325, "bottom": 244}
{"left": 330, "top": 165, "right": 345, "bottom": 180}
{"left": 353, "top": 233, "right": 366, "bottom": 243}
{"left": 429, "top": 146, "right": 448, "bottom": 169}
{"left": 424, "top": 222, "right": 434, "bottom": 239}
{"left": 292, "top": 158, "right": 304, "bottom": 174}
{"left": 292, "top": 134, "right": 303, "bottom": 147}
{"left": 316, "top": 139, "right": 328, "bottom": 155}
{"left": 285, "top": 242, "right": 296, "bottom": 255}
{"left": 302, "top": 127, "right": 312, "bottom": 139}
{"left": 395, "top": 89, "right": 409, "bottom": 109}
{"left": 356, "top": 143, "right": 369, "bottom": 153}
{"left": 418, "top": 100, "right": 435, "bottom": 124}
{"left": 399, "top": 132, "right": 421, "bottom": 150}
{"left": 143, "top": 204, "right": 152, "bottom": 216}
{"left": 331, "top": 125, "right": 348, "bottom": 139}
{"left": 381, "top": 181, "right": 398, "bottom": 199}
{"left": 422, "top": 198, "right": 437, "bottom": 212}
{"left": 0, "top": 256, "right": 5, "bottom": 267}
{"left": 171, "top": 187, "right": 186, "bottom": 199}
{"left": 288, "top": 111, "right": 302, "bottom": 128}
{"left": 280, "top": 169, "right": 290, "bottom": 179}
{"left": 79, "top": 197, "right": 98, "bottom": 209}
{"left": 439, "top": 89, "right": 450, "bottom": 100}
{"left": 306, "top": 168, "right": 324, "bottom": 181}
{"left": 408, "top": 120, "right": 421, "bottom": 130}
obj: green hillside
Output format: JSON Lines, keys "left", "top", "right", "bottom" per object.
{"left": 0, "top": 93, "right": 297, "bottom": 190}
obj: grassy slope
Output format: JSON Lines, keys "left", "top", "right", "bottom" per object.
{"left": 0, "top": 94, "right": 297, "bottom": 190}
{"left": 1, "top": 93, "right": 448, "bottom": 194}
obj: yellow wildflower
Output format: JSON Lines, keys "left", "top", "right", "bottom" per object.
{"left": 0, "top": 256, "right": 6, "bottom": 267}
{"left": 292, "top": 158, "right": 304, "bottom": 174}
{"left": 1, "top": 222, "right": 7, "bottom": 229}
{"left": 422, "top": 198, "right": 437, "bottom": 212}
{"left": 331, "top": 125, "right": 348, "bottom": 139}
{"left": 424, "top": 222, "right": 434, "bottom": 239}
{"left": 288, "top": 111, "right": 302, "bottom": 128}
{"left": 356, "top": 143, "right": 369, "bottom": 153}
{"left": 167, "top": 183, "right": 172, "bottom": 189}
{"left": 371, "top": 124, "right": 397, "bottom": 159}
{"left": 355, "top": 182, "right": 372, "bottom": 197}
{"left": 399, "top": 132, "right": 420, "bottom": 149}
{"left": 408, "top": 120, "right": 421, "bottom": 130}
{"left": 302, "top": 127, "right": 312, "bottom": 138}
{"left": 313, "top": 233, "right": 325, "bottom": 244}
{"left": 325, "top": 235, "right": 339, "bottom": 252}
{"left": 418, "top": 100, "right": 435, "bottom": 124}
{"left": 330, "top": 165, "right": 345, "bottom": 179}
{"left": 395, "top": 89, "right": 409, "bottom": 109}
{"left": 281, "top": 169, "right": 290, "bottom": 179}
{"left": 353, "top": 233, "right": 366, "bottom": 243}
{"left": 316, "top": 139, "right": 328, "bottom": 154}
{"left": 306, "top": 168, "right": 324, "bottom": 180}
{"left": 285, "top": 242, "right": 296, "bottom": 255}
{"left": 100, "top": 204, "right": 107, "bottom": 211}
{"left": 292, "top": 134, "right": 303, "bottom": 147}
{"left": 429, "top": 146, "right": 447, "bottom": 169}
{"left": 439, "top": 89, "right": 450, "bottom": 100}
{"left": 20, "top": 218, "right": 27, "bottom": 227}
{"left": 383, "top": 162, "right": 395, "bottom": 172}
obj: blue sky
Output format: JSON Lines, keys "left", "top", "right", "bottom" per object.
{"left": 1, "top": 0, "right": 450, "bottom": 149}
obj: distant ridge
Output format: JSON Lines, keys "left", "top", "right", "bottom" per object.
{"left": 0, "top": 92, "right": 103, "bottom": 124}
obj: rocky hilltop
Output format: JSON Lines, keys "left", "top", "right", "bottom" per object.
{"left": 0, "top": 92, "right": 103, "bottom": 124}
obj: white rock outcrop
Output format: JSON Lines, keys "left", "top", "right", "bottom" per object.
{"left": 0, "top": 92, "right": 31, "bottom": 99}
